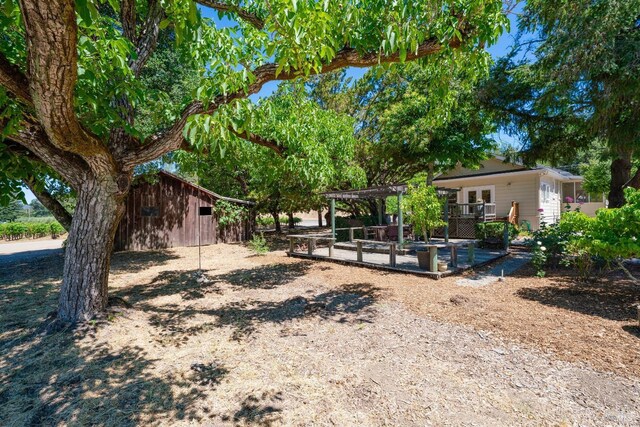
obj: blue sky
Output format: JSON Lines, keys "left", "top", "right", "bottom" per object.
{"left": 22, "top": 6, "right": 521, "bottom": 203}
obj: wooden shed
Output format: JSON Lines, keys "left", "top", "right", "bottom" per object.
{"left": 114, "top": 171, "right": 254, "bottom": 251}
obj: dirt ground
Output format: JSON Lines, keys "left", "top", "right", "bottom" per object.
{"left": 1, "top": 241, "right": 639, "bottom": 426}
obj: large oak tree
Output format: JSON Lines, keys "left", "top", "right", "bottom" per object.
{"left": 0, "top": 0, "right": 505, "bottom": 322}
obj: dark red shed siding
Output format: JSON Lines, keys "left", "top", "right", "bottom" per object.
{"left": 114, "top": 172, "right": 253, "bottom": 251}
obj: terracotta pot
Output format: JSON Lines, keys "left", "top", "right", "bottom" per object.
{"left": 417, "top": 250, "right": 430, "bottom": 270}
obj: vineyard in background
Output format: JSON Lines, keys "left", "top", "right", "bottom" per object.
{"left": 0, "top": 219, "right": 66, "bottom": 241}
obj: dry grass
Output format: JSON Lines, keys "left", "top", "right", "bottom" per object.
{"left": 1, "top": 242, "right": 639, "bottom": 426}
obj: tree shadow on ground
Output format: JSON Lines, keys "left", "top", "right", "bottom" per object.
{"left": 222, "top": 392, "right": 284, "bottom": 427}
{"left": 0, "top": 256, "right": 215, "bottom": 426}
{"left": 622, "top": 325, "right": 640, "bottom": 339}
{"left": 516, "top": 270, "right": 640, "bottom": 322}
{"left": 0, "top": 330, "right": 210, "bottom": 426}
{"left": 114, "top": 269, "right": 223, "bottom": 303}
{"left": 212, "top": 262, "right": 312, "bottom": 290}
{"left": 0, "top": 253, "right": 64, "bottom": 346}
{"left": 110, "top": 250, "right": 181, "bottom": 274}
{"left": 142, "top": 282, "right": 380, "bottom": 343}
{"left": 115, "top": 262, "right": 313, "bottom": 304}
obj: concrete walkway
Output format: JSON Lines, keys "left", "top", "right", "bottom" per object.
{"left": 456, "top": 251, "right": 532, "bottom": 287}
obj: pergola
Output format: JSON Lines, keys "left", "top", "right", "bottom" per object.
{"left": 324, "top": 184, "right": 457, "bottom": 244}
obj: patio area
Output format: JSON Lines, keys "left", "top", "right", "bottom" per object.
{"left": 287, "top": 238, "right": 507, "bottom": 279}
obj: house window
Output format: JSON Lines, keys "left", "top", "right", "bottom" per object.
{"left": 463, "top": 186, "right": 495, "bottom": 204}
{"left": 575, "top": 182, "right": 589, "bottom": 203}
{"left": 589, "top": 192, "right": 603, "bottom": 203}
{"left": 141, "top": 206, "right": 159, "bottom": 217}
{"left": 540, "top": 183, "right": 551, "bottom": 203}
{"left": 447, "top": 192, "right": 458, "bottom": 204}
{"left": 199, "top": 206, "right": 212, "bottom": 216}
{"left": 562, "top": 182, "right": 574, "bottom": 202}
{"left": 562, "top": 182, "right": 603, "bottom": 203}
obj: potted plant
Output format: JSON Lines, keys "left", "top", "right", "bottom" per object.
{"left": 402, "top": 182, "right": 447, "bottom": 269}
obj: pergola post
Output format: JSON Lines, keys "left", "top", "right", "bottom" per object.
{"left": 443, "top": 201, "right": 449, "bottom": 243}
{"left": 330, "top": 198, "right": 336, "bottom": 238}
{"left": 378, "top": 199, "right": 384, "bottom": 225}
{"left": 397, "top": 192, "right": 404, "bottom": 246}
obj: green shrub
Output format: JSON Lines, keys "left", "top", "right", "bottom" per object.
{"left": 0, "top": 221, "right": 66, "bottom": 240}
{"left": 476, "top": 222, "right": 517, "bottom": 247}
{"left": 248, "top": 232, "right": 269, "bottom": 255}
{"left": 7, "top": 222, "right": 28, "bottom": 240}
{"left": 50, "top": 222, "right": 65, "bottom": 238}
{"left": 256, "top": 215, "right": 302, "bottom": 227}
{"left": 14, "top": 216, "right": 55, "bottom": 223}
{"left": 529, "top": 188, "right": 640, "bottom": 278}
{"left": 402, "top": 183, "right": 445, "bottom": 242}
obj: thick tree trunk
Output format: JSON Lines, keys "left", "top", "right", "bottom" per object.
{"left": 317, "top": 210, "right": 323, "bottom": 227}
{"left": 287, "top": 212, "right": 295, "bottom": 229}
{"left": 628, "top": 168, "right": 640, "bottom": 190}
{"left": 57, "top": 175, "right": 127, "bottom": 322}
{"left": 270, "top": 209, "right": 281, "bottom": 233}
{"left": 427, "top": 162, "right": 434, "bottom": 185}
{"left": 608, "top": 152, "right": 633, "bottom": 208}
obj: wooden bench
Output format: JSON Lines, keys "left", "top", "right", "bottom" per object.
{"left": 352, "top": 239, "right": 398, "bottom": 267}
{"left": 334, "top": 227, "right": 367, "bottom": 242}
{"left": 423, "top": 241, "right": 476, "bottom": 272}
{"left": 288, "top": 234, "right": 336, "bottom": 256}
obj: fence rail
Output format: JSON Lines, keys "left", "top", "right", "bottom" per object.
{"left": 448, "top": 202, "right": 496, "bottom": 221}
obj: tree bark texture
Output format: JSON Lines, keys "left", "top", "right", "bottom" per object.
{"left": 271, "top": 211, "right": 281, "bottom": 233}
{"left": 287, "top": 212, "right": 295, "bottom": 229}
{"left": 609, "top": 151, "right": 633, "bottom": 208}
{"left": 57, "top": 174, "right": 128, "bottom": 322}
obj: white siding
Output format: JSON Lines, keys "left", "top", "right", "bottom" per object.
{"left": 440, "top": 172, "right": 540, "bottom": 230}
{"left": 538, "top": 175, "right": 562, "bottom": 226}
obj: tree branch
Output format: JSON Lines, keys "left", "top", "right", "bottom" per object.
{"left": 22, "top": 175, "right": 73, "bottom": 230}
{"left": 18, "top": 0, "right": 107, "bottom": 158}
{"left": 4, "top": 118, "right": 87, "bottom": 189}
{"left": 130, "top": 0, "right": 164, "bottom": 76}
{"left": 229, "top": 128, "right": 284, "bottom": 155}
{"left": 0, "top": 52, "right": 32, "bottom": 105}
{"left": 196, "top": 0, "right": 264, "bottom": 30}
{"left": 624, "top": 165, "right": 640, "bottom": 189}
{"left": 133, "top": 35, "right": 462, "bottom": 164}
{"left": 120, "top": 0, "right": 137, "bottom": 42}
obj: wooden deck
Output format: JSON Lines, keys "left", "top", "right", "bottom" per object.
{"left": 334, "top": 239, "right": 476, "bottom": 256}
{"left": 287, "top": 244, "right": 507, "bottom": 279}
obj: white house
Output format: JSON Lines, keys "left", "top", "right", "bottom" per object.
{"left": 433, "top": 156, "right": 606, "bottom": 230}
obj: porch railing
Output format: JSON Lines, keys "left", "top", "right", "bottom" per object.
{"left": 447, "top": 202, "right": 496, "bottom": 222}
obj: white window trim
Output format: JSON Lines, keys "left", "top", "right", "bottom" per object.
{"left": 462, "top": 185, "right": 495, "bottom": 204}
{"left": 540, "top": 182, "right": 551, "bottom": 203}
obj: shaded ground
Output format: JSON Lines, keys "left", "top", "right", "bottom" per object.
{"left": 0, "top": 238, "right": 65, "bottom": 267}
{"left": 1, "top": 243, "right": 639, "bottom": 426}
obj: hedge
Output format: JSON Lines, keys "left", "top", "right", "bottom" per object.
{"left": 475, "top": 222, "right": 517, "bottom": 248}
{"left": 0, "top": 221, "right": 66, "bottom": 241}
{"left": 256, "top": 215, "right": 302, "bottom": 227}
